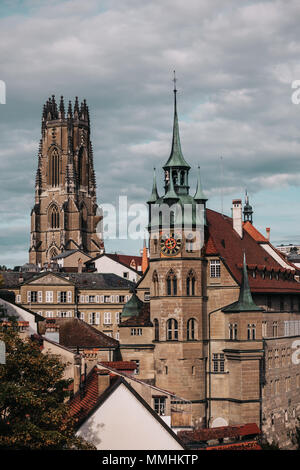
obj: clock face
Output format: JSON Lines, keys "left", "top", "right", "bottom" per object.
{"left": 160, "top": 233, "right": 182, "bottom": 256}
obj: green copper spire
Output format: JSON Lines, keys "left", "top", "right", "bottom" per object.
{"left": 121, "top": 289, "right": 144, "bottom": 318}
{"left": 163, "top": 72, "right": 191, "bottom": 170}
{"left": 223, "top": 253, "right": 262, "bottom": 313}
{"left": 147, "top": 167, "right": 159, "bottom": 203}
{"left": 194, "top": 166, "right": 207, "bottom": 202}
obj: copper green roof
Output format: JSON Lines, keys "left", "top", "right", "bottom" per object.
{"left": 147, "top": 168, "right": 159, "bottom": 204}
{"left": 194, "top": 166, "right": 207, "bottom": 202}
{"left": 223, "top": 253, "right": 263, "bottom": 313}
{"left": 121, "top": 291, "right": 144, "bottom": 318}
{"left": 163, "top": 90, "right": 190, "bottom": 170}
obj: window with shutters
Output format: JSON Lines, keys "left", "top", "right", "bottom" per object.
{"left": 58, "top": 291, "right": 67, "bottom": 303}
{"left": 30, "top": 291, "right": 38, "bottom": 303}
{"left": 46, "top": 291, "right": 53, "bottom": 303}
{"left": 104, "top": 312, "right": 111, "bottom": 324}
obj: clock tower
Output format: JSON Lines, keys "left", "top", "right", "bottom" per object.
{"left": 146, "top": 79, "right": 208, "bottom": 425}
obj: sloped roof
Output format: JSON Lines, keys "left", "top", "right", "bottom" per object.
{"left": 69, "top": 370, "right": 185, "bottom": 448}
{"left": 178, "top": 422, "right": 260, "bottom": 444}
{"left": 1, "top": 271, "right": 135, "bottom": 291}
{"left": 205, "top": 209, "right": 300, "bottom": 293}
{"left": 38, "top": 318, "right": 119, "bottom": 349}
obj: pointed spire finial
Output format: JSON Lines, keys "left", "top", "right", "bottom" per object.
{"left": 194, "top": 165, "right": 207, "bottom": 202}
{"left": 173, "top": 70, "right": 177, "bottom": 93}
{"left": 223, "top": 252, "right": 262, "bottom": 312}
{"left": 147, "top": 167, "right": 160, "bottom": 203}
{"left": 163, "top": 72, "right": 190, "bottom": 170}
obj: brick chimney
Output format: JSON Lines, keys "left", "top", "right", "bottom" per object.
{"left": 44, "top": 320, "right": 60, "bottom": 343}
{"left": 232, "top": 199, "right": 243, "bottom": 238}
{"left": 78, "top": 258, "right": 83, "bottom": 274}
{"left": 97, "top": 369, "right": 111, "bottom": 397}
{"left": 266, "top": 227, "right": 270, "bottom": 241}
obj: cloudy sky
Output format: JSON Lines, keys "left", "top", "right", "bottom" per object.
{"left": 1, "top": 0, "right": 300, "bottom": 267}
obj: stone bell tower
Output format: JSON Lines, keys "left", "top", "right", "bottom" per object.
{"left": 29, "top": 95, "right": 104, "bottom": 266}
{"left": 146, "top": 76, "right": 208, "bottom": 424}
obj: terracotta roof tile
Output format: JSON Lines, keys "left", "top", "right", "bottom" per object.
{"left": 178, "top": 423, "right": 260, "bottom": 444}
{"left": 205, "top": 209, "right": 300, "bottom": 293}
{"left": 39, "top": 317, "right": 119, "bottom": 349}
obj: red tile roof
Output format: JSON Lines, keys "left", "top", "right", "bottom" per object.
{"left": 69, "top": 366, "right": 99, "bottom": 424}
{"left": 178, "top": 422, "right": 260, "bottom": 444}
{"left": 99, "top": 361, "right": 137, "bottom": 372}
{"left": 205, "top": 441, "right": 261, "bottom": 450}
{"left": 205, "top": 209, "right": 300, "bottom": 293}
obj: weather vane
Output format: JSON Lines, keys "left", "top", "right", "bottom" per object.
{"left": 173, "top": 70, "right": 177, "bottom": 93}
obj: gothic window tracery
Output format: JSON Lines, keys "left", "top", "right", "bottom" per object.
{"left": 166, "top": 269, "right": 177, "bottom": 296}
{"left": 186, "top": 269, "right": 196, "bottom": 296}
{"left": 49, "top": 205, "right": 60, "bottom": 229}
{"left": 49, "top": 148, "right": 60, "bottom": 187}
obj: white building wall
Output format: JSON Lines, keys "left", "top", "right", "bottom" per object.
{"left": 93, "top": 257, "right": 140, "bottom": 282}
{"left": 0, "top": 298, "right": 37, "bottom": 335}
{"left": 76, "top": 383, "right": 183, "bottom": 450}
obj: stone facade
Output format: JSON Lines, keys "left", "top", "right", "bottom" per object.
{"left": 29, "top": 96, "right": 104, "bottom": 266}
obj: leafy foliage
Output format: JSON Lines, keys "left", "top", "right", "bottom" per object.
{"left": 0, "top": 317, "right": 95, "bottom": 450}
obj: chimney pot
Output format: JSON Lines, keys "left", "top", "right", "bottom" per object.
{"left": 232, "top": 199, "right": 243, "bottom": 238}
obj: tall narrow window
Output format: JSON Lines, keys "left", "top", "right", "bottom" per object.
{"left": 187, "top": 318, "right": 196, "bottom": 340}
{"left": 166, "top": 269, "right": 177, "bottom": 296}
{"left": 153, "top": 271, "right": 159, "bottom": 297}
{"left": 167, "top": 318, "right": 178, "bottom": 341}
{"left": 49, "top": 205, "right": 59, "bottom": 229}
{"left": 49, "top": 148, "right": 59, "bottom": 187}
{"left": 154, "top": 319, "right": 159, "bottom": 341}
{"left": 186, "top": 270, "right": 196, "bottom": 296}
{"left": 78, "top": 147, "right": 87, "bottom": 186}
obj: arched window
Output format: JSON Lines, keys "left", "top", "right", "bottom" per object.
{"left": 166, "top": 269, "right": 177, "bottom": 296}
{"left": 49, "top": 205, "right": 59, "bottom": 229}
{"left": 49, "top": 247, "right": 58, "bottom": 260}
{"left": 187, "top": 318, "right": 196, "bottom": 340}
{"left": 167, "top": 318, "right": 178, "bottom": 341}
{"left": 180, "top": 170, "right": 185, "bottom": 186}
{"left": 78, "top": 147, "right": 87, "bottom": 187}
{"left": 153, "top": 271, "right": 159, "bottom": 297}
{"left": 154, "top": 319, "right": 159, "bottom": 341}
{"left": 186, "top": 270, "right": 196, "bottom": 296}
{"left": 49, "top": 148, "right": 60, "bottom": 187}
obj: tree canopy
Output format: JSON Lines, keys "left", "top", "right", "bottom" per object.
{"left": 0, "top": 314, "right": 95, "bottom": 450}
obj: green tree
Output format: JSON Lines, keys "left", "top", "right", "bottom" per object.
{"left": 0, "top": 319, "right": 95, "bottom": 450}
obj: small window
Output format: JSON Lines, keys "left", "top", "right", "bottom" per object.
{"left": 154, "top": 397, "right": 166, "bottom": 416}
{"left": 133, "top": 360, "right": 140, "bottom": 375}
{"left": 210, "top": 260, "right": 221, "bottom": 278}
{"left": 123, "top": 272, "right": 129, "bottom": 279}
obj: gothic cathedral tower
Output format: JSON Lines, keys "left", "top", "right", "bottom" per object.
{"left": 147, "top": 80, "right": 208, "bottom": 424}
{"left": 29, "top": 95, "right": 104, "bottom": 266}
